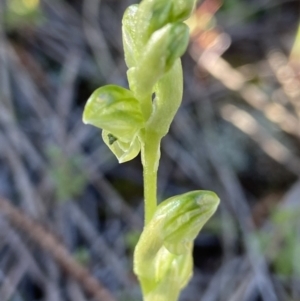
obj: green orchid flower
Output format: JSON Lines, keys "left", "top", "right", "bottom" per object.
{"left": 127, "top": 22, "right": 189, "bottom": 100}
{"left": 122, "top": 4, "right": 139, "bottom": 69}
{"left": 82, "top": 1, "right": 220, "bottom": 300}
{"left": 134, "top": 0, "right": 196, "bottom": 48}
{"left": 134, "top": 191, "right": 220, "bottom": 301}
{"left": 83, "top": 85, "right": 145, "bottom": 163}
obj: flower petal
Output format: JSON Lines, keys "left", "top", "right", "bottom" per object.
{"left": 83, "top": 85, "right": 145, "bottom": 143}
{"left": 102, "top": 130, "right": 141, "bottom": 163}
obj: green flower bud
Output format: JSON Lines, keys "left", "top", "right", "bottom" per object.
{"left": 122, "top": 4, "right": 139, "bottom": 68}
{"left": 135, "top": 0, "right": 195, "bottom": 48}
{"left": 160, "top": 191, "right": 220, "bottom": 255}
{"left": 136, "top": 0, "right": 172, "bottom": 47}
{"left": 165, "top": 23, "right": 189, "bottom": 68}
{"left": 134, "top": 190, "right": 220, "bottom": 301}
{"left": 129, "top": 22, "right": 189, "bottom": 99}
{"left": 170, "top": 0, "right": 196, "bottom": 22}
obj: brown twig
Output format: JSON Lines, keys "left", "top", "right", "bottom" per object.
{"left": 0, "top": 197, "right": 117, "bottom": 301}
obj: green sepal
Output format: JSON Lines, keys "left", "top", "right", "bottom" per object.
{"left": 145, "top": 249, "right": 193, "bottom": 301}
{"left": 129, "top": 23, "right": 189, "bottom": 99}
{"left": 158, "top": 191, "right": 220, "bottom": 255}
{"left": 136, "top": 0, "right": 172, "bottom": 47}
{"left": 102, "top": 130, "right": 141, "bottom": 163}
{"left": 135, "top": 0, "right": 195, "bottom": 48}
{"left": 134, "top": 190, "right": 220, "bottom": 276}
{"left": 146, "top": 59, "right": 183, "bottom": 138}
{"left": 170, "top": 0, "right": 196, "bottom": 22}
{"left": 82, "top": 85, "right": 145, "bottom": 143}
{"left": 122, "top": 4, "right": 139, "bottom": 68}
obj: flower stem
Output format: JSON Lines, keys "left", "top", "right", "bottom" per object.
{"left": 141, "top": 131, "right": 161, "bottom": 225}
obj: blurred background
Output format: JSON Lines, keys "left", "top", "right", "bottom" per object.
{"left": 0, "top": 0, "right": 300, "bottom": 300}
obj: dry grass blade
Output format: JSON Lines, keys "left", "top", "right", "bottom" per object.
{"left": 0, "top": 197, "right": 117, "bottom": 301}
{"left": 220, "top": 104, "right": 300, "bottom": 176}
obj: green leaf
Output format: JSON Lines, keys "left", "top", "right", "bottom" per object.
{"left": 47, "top": 146, "right": 87, "bottom": 202}
{"left": 83, "top": 85, "right": 145, "bottom": 143}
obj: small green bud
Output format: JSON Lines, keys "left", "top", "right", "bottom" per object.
{"left": 122, "top": 4, "right": 139, "bottom": 68}
{"left": 136, "top": 0, "right": 172, "bottom": 47}
{"left": 129, "top": 23, "right": 189, "bottom": 99}
{"left": 170, "top": 0, "right": 196, "bottom": 22}
{"left": 158, "top": 191, "right": 220, "bottom": 255}
{"left": 147, "top": 1, "right": 172, "bottom": 35}
{"left": 82, "top": 85, "right": 145, "bottom": 143}
{"left": 165, "top": 23, "right": 190, "bottom": 68}
{"left": 135, "top": 0, "right": 195, "bottom": 47}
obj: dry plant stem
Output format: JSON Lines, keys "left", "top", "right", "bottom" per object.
{"left": 203, "top": 138, "right": 278, "bottom": 301}
{"left": 0, "top": 197, "right": 116, "bottom": 301}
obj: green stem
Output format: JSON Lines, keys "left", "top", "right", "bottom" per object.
{"left": 141, "top": 131, "right": 161, "bottom": 225}
{"left": 140, "top": 95, "right": 153, "bottom": 121}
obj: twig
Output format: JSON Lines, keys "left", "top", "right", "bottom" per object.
{"left": 69, "top": 203, "right": 132, "bottom": 288}
{"left": 82, "top": 0, "right": 118, "bottom": 81}
{"left": 220, "top": 104, "right": 300, "bottom": 176}
{"left": 0, "top": 261, "right": 28, "bottom": 301}
{"left": 82, "top": 163, "right": 143, "bottom": 229}
{"left": 0, "top": 218, "right": 48, "bottom": 284}
{"left": 163, "top": 135, "right": 211, "bottom": 189}
{"left": 201, "top": 257, "right": 248, "bottom": 301}
{"left": 267, "top": 49, "right": 300, "bottom": 118}
{"left": 67, "top": 279, "right": 89, "bottom": 301}
{"left": 0, "top": 197, "right": 117, "bottom": 301}
{"left": 193, "top": 51, "right": 300, "bottom": 138}
{"left": 203, "top": 138, "right": 279, "bottom": 301}
{"left": 0, "top": 131, "right": 43, "bottom": 217}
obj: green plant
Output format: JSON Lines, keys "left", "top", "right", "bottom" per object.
{"left": 82, "top": 1, "right": 220, "bottom": 300}
{"left": 257, "top": 207, "right": 300, "bottom": 277}
{"left": 48, "top": 146, "right": 87, "bottom": 202}
{"left": 4, "top": 0, "right": 42, "bottom": 29}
